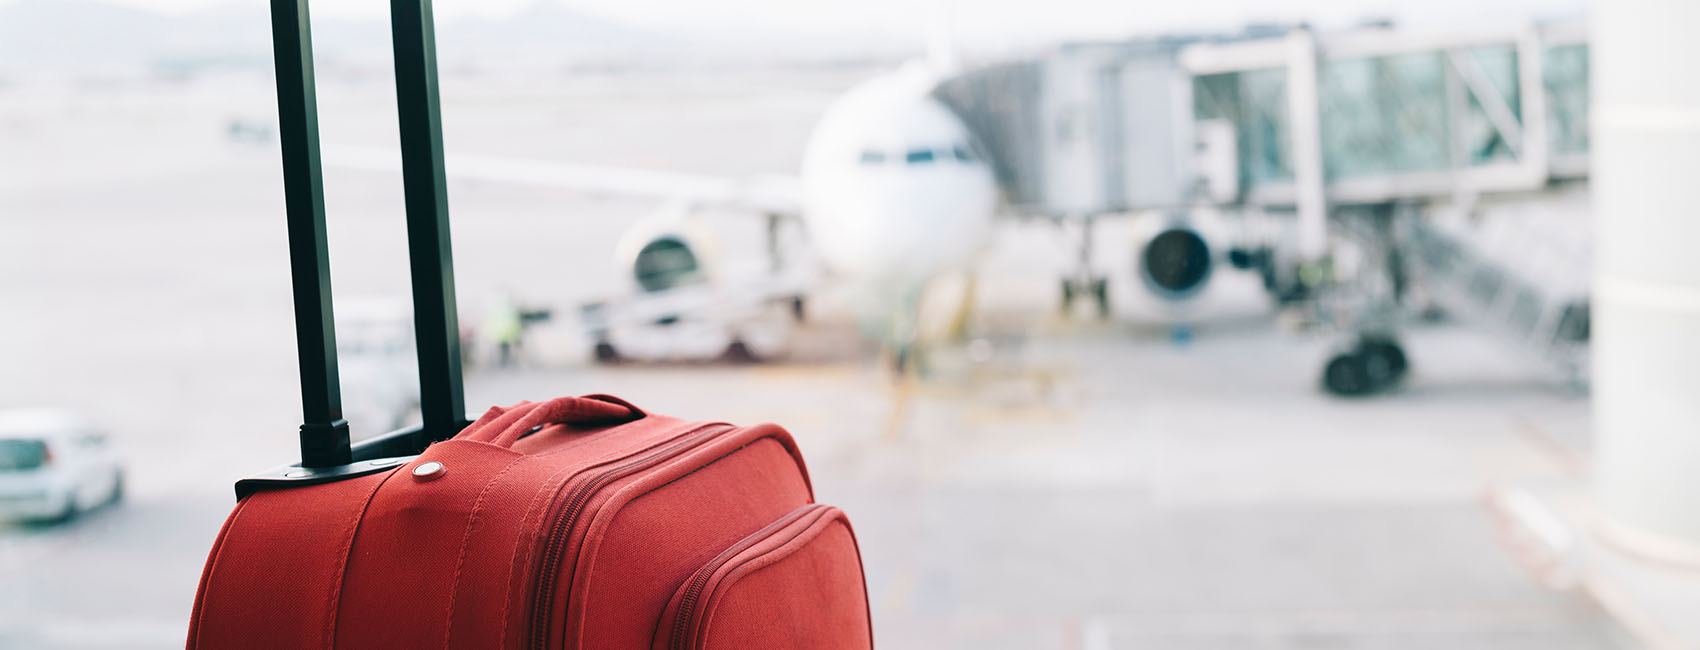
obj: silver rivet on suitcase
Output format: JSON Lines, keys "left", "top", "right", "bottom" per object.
{"left": 412, "top": 461, "right": 446, "bottom": 481}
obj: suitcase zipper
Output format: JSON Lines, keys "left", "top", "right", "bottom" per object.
{"left": 665, "top": 504, "right": 827, "bottom": 650}
{"left": 527, "top": 423, "right": 734, "bottom": 649}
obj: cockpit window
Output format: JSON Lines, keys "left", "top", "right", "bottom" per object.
{"left": 859, "top": 150, "right": 886, "bottom": 165}
{"left": 906, "top": 149, "right": 936, "bottom": 164}
{"left": 953, "top": 145, "right": 974, "bottom": 162}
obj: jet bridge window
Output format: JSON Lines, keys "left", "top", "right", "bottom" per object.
{"left": 1319, "top": 52, "right": 1450, "bottom": 178}
{"left": 1456, "top": 45, "right": 1523, "bottom": 166}
{"left": 905, "top": 149, "right": 936, "bottom": 164}
{"left": 1543, "top": 44, "right": 1590, "bottom": 156}
{"left": 1193, "top": 69, "right": 1295, "bottom": 190}
{"left": 859, "top": 150, "right": 887, "bottom": 165}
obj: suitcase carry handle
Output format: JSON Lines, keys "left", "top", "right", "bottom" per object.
{"left": 236, "top": 0, "right": 468, "bottom": 499}
{"left": 466, "top": 395, "right": 646, "bottom": 449}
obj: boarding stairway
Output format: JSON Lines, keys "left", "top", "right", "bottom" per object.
{"left": 1398, "top": 195, "right": 1592, "bottom": 382}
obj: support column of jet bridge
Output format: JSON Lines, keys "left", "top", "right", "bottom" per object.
{"left": 1592, "top": 0, "right": 1700, "bottom": 563}
{"left": 1283, "top": 27, "right": 1327, "bottom": 264}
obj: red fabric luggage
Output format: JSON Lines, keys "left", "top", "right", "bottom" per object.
{"left": 191, "top": 3, "right": 871, "bottom": 647}
{"left": 189, "top": 396, "right": 873, "bottom": 649}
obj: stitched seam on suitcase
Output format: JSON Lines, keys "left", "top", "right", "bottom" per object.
{"left": 443, "top": 455, "right": 532, "bottom": 649}
{"left": 688, "top": 514, "right": 842, "bottom": 649}
{"left": 528, "top": 419, "right": 705, "bottom": 462}
{"left": 499, "top": 464, "right": 583, "bottom": 649}
{"left": 553, "top": 432, "right": 799, "bottom": 650}
{"left": 501, "top": 421, "right": 717, "bottom": 648}
{"left": 841, "top": 515, "right": 875, "bottom": 645}
{"left": 325, "top": 469, "right": 404, "bottom": 648}
{"left": 534, "top": 424, "right": 744, "bottom": 649}
{"left": 665, "top": 505, "right": 829, "bottom": 649}
{"left": 499, "top": 469, "right": 574, "bottom": 646}
{"left": 615, "top": 430, "right": 804, "bottom": 514}
{"left": 187, "top": 496, "right": 252, "bottom": 649}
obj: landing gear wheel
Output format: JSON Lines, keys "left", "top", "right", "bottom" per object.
{"left": 592, "top": 340, "right": 620, "bottom": 364}
{"left": 1322, "top": 337, "right": 1408, "bottom": 397}
{"left": 1322, "top": 353, "right": 1374, "bottom": 397}
{"left": 725, "top": 340, "right": 759, "bottom": 364}
{"left": 1353, "top": 336, "right": 1407, "bottom": 377}
{"left": 1357, "top": 339, "right": 1408, "bottom": 386}
{"left": 1061, "top": 278, "right": 1109, "bottom": 319}
{"left": 790, "top": 297, "right": 807, "bottom": 323}
{"left": 1092, "top": 278, "right": 1109, "bottom": 319}
{"left": 106, "top": 471, "right": 125, "bottom": 506}
{"left": 890, "top": 345, "right": 915, "bottom": 377}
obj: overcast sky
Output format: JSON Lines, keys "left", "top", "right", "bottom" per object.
{"left": 24, "top": 0, "right": 1590, "bottom": 49}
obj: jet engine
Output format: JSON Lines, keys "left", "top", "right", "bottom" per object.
{"left": 613, "top": 207, "right": 721, "bottom": 296}
{"left": 585, "top": 207, "right": 798, "bottom": 364}
{"left": 1138, "top": 224, "right": 1214, "bottom": 300}
{"left": 1085, "top": 210, "right": 1271, "bottom": 323}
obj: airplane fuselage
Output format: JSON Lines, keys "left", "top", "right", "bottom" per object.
{"left": 799, "top": 66, "right": 998, "bottom": 295}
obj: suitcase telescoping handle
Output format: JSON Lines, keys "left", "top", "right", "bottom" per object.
{"left": 237, "top": 0, "right": 468, "bottom": 499}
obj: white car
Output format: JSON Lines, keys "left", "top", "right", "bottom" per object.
{"left": 0, "top": 410, "right": 123, "bottom": 523}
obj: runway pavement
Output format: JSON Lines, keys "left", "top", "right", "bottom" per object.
{"left": 0, "top": 320, "right": 1628, "bottom": 649}
{"left": 0, "top": 69, "right": 1634, "bottom": 649}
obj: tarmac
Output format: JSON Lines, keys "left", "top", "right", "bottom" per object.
{"left": 0, "top": 310, "right": 1634, "bottom": 649}
{"left": 0, "top": 68, "right": 1639, "bottom": 649}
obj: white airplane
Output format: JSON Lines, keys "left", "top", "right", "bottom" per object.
{"left": 325, "top": 61, "right": 1001, "bottom": 371}
{"left": 323, "top": 57, "right": 1272, "bottom": 371}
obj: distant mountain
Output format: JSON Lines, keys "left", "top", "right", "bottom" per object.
{"left": 0, "top": 0, "right": 186, "bottom": 71}
{"left": 0, "top": 0, "right": 688, "bottom": 77}
{"left": 0, "top": 0, "right": 918, "bottom": 82}
{"left": 437, "top": 3, "right": 684, "bottom": 58}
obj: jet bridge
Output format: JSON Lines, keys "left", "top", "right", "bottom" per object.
{"left": 937, "top": 21, "right": 1589, "bottom": 212}
{"left": 937, "top": 20, "right": 1594, "bottom": 393}
{"left": 936, "top": 32, "right": 1271, "bottom": 216}
{"left": 1178, "top": 21, "right": 1590, "bottom": 254}
{"left": 1399, "top": 197, "right": 1591, "bottom": 380}
{"left": 1177, "top": 22, "right": 1594, "bottom": 393}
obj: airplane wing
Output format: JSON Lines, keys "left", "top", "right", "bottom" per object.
{"left": 321, "top": 145, "right": 804, "bottom": 216}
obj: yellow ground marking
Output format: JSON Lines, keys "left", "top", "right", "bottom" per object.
{"left": 879, "top": 569, "right": 917, "bottom": 613}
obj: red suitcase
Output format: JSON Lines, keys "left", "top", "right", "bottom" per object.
{"left": 189, "top": 3, "right": 871, "bottom": 648}
{"left": 191, "top": 397, "right": 873, "bottom": 649}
